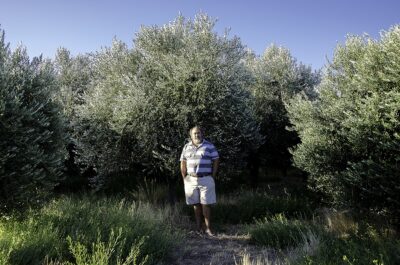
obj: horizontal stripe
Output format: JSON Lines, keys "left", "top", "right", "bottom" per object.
{"left": 186, "top": 163, "right": 212, "bottom": 167}
{"left": 209, "top": 151, "right": 218, "bottom": 157}
{"left": 208, "top": 147, "right": 217, "bottom": 153}
{"left": 186, "top": 154, "right": 212, "bottom": 160}
{"left": 187, "top": 163, "right": 212, "bottom": 169}
{"left": 182, "top": 150, "right": 218, "bottom": 159}
{"left": 187, "top": 169, "right": 212, "bottom": 174}
{"left": 180, "top": 139, "right": 219, "bottom": 162}
{"left": 186, "top": 158, "right": 212, "bottom": 164}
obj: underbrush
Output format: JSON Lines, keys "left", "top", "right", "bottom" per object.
{"left": 204, "top": 190, "right": 313, "bottom": 224}
{"left": 294, "top": 220, "right": 400, "bottom": 265}
{"left": 249, "top": 214, "right": 319, "bottom": 249}
{"left": 247, "top": 211, "right": 400, "bottom": 265}
{"left": 0, "top": 195, "right": 182, "bottom": 265}
{"left": 2, "top": 186, "right": 398, "bottom": 265}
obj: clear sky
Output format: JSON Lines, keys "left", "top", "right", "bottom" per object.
{"left": 1, "top": 0, "right": 399, "bottom": 70}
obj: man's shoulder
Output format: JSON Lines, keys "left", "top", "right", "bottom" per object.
{"left": 203, "top": 140, "right": 217, "bottom": 148}
{"left": 183, "top": 141, "right": 193, "bottom": 149}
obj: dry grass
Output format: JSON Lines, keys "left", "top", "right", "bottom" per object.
{"left": 319, "top": 208, "right": 358, "bottom": 237}
{"left": 282, "top": 229, "right": 322, "bottom": 264}
{"left": 234, "top": 251, "right": 283, "bottom": 265}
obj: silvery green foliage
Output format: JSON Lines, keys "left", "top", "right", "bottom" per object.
{"left": 287, "top": 26, "right": 400, "bottom": 217}
{"left": 74, "top": 40, "right": 133, "bottom": 187}
{"left": 0, "top": 29, "right": 67, "bottom": 211}
{"left": 246, "top": 45, "right": 320, "bottom": 169}
{"left": 78, "top": 14, "right": 262, "bottom": 186}
{"left": 248, "top": 44, "right": 320, "bottom": 125}
{"left": 53, "top": 48, "right": 94, "bottom": 157}
{"left": 54, "top": 48, "right": 94, "bottom": 118}
{"left": 248, "top": 45, "right": 298, "bottom": 126}
{"left": 53, "top": 48, "right": 95, "bottom": 190}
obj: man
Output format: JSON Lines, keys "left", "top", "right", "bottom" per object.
{"left": 180, "top": 125, "right": 219, "bottom": 236}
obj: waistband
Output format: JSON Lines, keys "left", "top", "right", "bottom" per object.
{"left": 188, "top": 173, "right": 212, "bottom": 178}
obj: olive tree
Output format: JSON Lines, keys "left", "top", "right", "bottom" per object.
{"left": 54, "top": 47, "right": 93, "bottom": 117}
{"left": 287, "top": 26, "right": 400, "bottom": 219}
{"left": 77, "top": 14, "right": 262, "bottom": 190}
{"left": 246, "top": 44, "right": 320, "bottom": 184}
{"left": 0, "top": 29, "right": 67, "bottom": 211}
{"left": 53, "top": 48, "right": 94, "bottom": 191}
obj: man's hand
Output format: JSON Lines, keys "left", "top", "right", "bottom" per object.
{"left": 180, "top": 160, "right": 187, "bottom": 180}
{"left": 212, "top": 158, "right": 219, "bottom": 179}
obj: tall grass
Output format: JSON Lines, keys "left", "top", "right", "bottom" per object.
{"left": 183, "top": 190, "right": 314, "bottom": 225}
{"left": 292, "top": 214, "right": 400, "bottom": 265}
{"left": 247, "top": 209, "right": 400, "bottom": 265}
{"left": 0, "top": 214, "right": 61, "bottom": 264}
{"left": 2, "top": 188, "right": 397, "bottom": 265}
{"left": 0, "top": 195, "right": 182, "bottom": 265}
{"left": 249, "top": 214, "right": 319, "bottom": 249}
{"left": 235, "top": 252, "right": 283, "bottom": 265}
{"left": 130, "top": 178, "right": 169, "bottom": 205}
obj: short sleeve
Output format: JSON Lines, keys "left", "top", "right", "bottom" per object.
{"left": 180, "top": 145, "right": 187, "bottom": 161}
{"left": 208, "top": 144, "right": 219, "bottom": 160}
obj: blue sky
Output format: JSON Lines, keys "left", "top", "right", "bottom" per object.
{"left": 1, "top": 0, "right": 399, "bottom": 69}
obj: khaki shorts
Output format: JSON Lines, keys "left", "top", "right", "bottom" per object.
{"left": 184, "top": 175, "right": 216, "bottom": 205}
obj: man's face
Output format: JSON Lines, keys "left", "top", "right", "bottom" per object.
{"left": 190, "top": 128, "right": 203, "bottom": 145}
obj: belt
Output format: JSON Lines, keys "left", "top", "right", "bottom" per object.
{"left": 188, "top": 173, "right": 211, "bottom": 178}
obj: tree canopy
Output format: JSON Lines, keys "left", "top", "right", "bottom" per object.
{"left": 76, "top": 14, "right": 262, "bottom": 188}
{"left": 287, "top": 26, "right": 400, "bottom": 218}
{"left": 0, "top": 29, "right": 67, "bottom": 211}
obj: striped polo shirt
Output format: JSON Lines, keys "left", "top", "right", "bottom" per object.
{"left": 180, "top": 139, "right": 219, "bottom": 176}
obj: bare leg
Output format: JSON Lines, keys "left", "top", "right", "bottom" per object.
{"left": 202, "top": 204, "right": 213, "bottom": 236}
{"left": 193, "top": 204, "right": 203, "bottom": 231}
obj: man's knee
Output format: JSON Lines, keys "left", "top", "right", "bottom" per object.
{"left": 201, "top": 204, "right": 210, "bottom": 211}
{"left": 193, "top": 203, "right": 201, "bottom": 209}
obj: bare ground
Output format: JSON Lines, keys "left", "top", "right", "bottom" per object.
{"left": 168, "top": 225, "right": 280, "bottom": 265}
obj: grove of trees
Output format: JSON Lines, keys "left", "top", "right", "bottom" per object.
{"left": 1, "top": 15, "right": 399, "bottom": 222}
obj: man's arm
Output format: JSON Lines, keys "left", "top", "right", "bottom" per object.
{"left": 180, "top": 160, "right": 187, "bottom": 180}
{"left": 212, "top": 158, "right": 219, "bottom": 179}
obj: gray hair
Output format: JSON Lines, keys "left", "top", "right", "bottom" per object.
{"left": 189, "top": 125, "right": 204, "bottom": 135}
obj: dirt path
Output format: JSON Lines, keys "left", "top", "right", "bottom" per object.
{"left": 169, "top": 225, "right": 279, "bottom": 265}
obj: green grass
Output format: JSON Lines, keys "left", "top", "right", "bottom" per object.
{"left": 1, "top": 186, "right": 399, "bottom": 265}
{"left": 294, "top": 222, "right": 400, "bottom": 265}
{"left": 129, "top": 178, "right": 169, "bottom": 205}
{"left": 249, "top": 214, "right": 319, "bottom": 249}
{"left": 0, "top": 195, "right": 182, "bottom": 265}
{"left": 181, "top": 190, "right": 314, "bottom": 224}
{"left": 247, "top": 210, "right": 400, "bottom": 265}
{"left": 64, "top": 230, "right": 149, "bottom": 265}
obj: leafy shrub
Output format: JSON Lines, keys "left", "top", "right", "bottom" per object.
{"left": 287, "top": 25, "right": 400, "bottom": 219}
{"left": 0, "top": 29, "right": 67, "bottom": 212}
{"left": 246, "top": 45, "right": 320, "bottom": 184}
{"left": 52, "top": 48, "right": 95, "bottom": 193}
{"left": 65, "top": 230, "right": 149, "bottom": 265}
